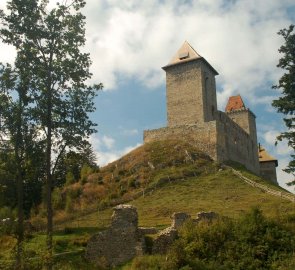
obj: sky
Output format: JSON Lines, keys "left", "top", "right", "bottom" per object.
{"left": 0, "top": 0, "right": 294, "bottom": 192}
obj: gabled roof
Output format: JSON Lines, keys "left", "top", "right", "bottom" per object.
{"left": 162, "top": 41, "right": 218, "bottom": 75}
{"left": 258, "top": 145, "right": 278, "bottom": 167}
{"left": 225, "top": 95, "right": 246, "bottom": 112}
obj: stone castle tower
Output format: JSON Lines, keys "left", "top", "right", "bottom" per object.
{"left": 144, "top": 41, "right": 277, "bottom": 182}
{"left": 163, "top": 41, "right": 218, "bottom": 126}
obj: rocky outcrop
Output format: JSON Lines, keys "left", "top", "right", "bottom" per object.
{"left": 195, "top": 211, "right": 218, "bottom": 222}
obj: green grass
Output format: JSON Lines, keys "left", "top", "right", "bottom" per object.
{"left": 58, "top": 166, "right": 295, "bottom": 231}
{"left": 1, "top": 139, "right": 295, "bottom": 269}
{"left": 0, "top": 227, "right": 100, "bottom": 270}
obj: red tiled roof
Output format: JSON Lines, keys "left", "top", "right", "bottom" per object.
{"left": 225, "top": 95, "right": 246, "bottom": 112}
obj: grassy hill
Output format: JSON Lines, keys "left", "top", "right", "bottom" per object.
{"left": 1, "top": 139, "right": 295, "bottom": 269}
{"left": 56, "top": 139, "right": 295, "bottom": 230}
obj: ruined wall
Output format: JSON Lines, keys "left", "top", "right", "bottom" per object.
{"left": 144, "top": 122, "right": 218, "bottom": 160}
{"left": 165, "top": 59, "right": 217, "bottom": 127}
{"left": 260, "top": 162, "right": 278, "bottom": 185}
{"left": 85, "top": 205, "right": 144, "bottom": 268}
{"left": 216, "top": 111, "right": 260, "bottom": 174}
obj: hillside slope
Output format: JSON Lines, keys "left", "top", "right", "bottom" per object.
{"left": 56, "top": 139, "right": 295, "bottom": 229}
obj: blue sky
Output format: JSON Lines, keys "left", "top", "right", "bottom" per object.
{"left": 0, "top": 0, "right": 294, "bottom": 192}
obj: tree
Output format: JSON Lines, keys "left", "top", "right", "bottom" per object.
{"left": 272, "top": 25, "right": 295, "bottom": 185}
{"left": 0, "top": 55, "right": 45, "bottom": 268}
{"left": 0, "top": 1, "right": 102, "bottom": 268}
{"left": 0, "top": 61, "right": 32, "bottom": 268}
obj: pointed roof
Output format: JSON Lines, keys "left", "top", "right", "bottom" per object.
{"left": 258, "top": 145, "right": 278, "bottom": 166}
{"left": 168, "top": 41, "right": 201, "bottom": 65}
{"left": 225, "top": 95, "right": 246, "bottom": 112}
{"left": 162, "top": 41, "right": 218, "bottom": 75}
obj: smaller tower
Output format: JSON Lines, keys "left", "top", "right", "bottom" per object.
{"left": 258, "top": 145, "right": 278, "bottom": 184}
{"left": 225, "top": 95, "right": 260, "bottom": 174}
{"left": 225, "top": 95, "right": 257, "bottom": 143}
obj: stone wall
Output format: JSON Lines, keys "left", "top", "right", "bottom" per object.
{"left": 86, "top": 205, "right": 219, "bottom": 266}
{"left": 226, "top": 109, "right": 258, "bottom": 143}
{"left": 85, "top": 205, "right": 144, "bottom": 268}
{"left": 260, "top": 161, "right": 278, "bottom": 184}
{"left": 216, "top": 111, "right": 260, "bottom": 174}
{"left": 144, "top": 112, "right": 260, "bottom": 175}
{"left": 144, "top": 123, "right": 218, "bottom": 160}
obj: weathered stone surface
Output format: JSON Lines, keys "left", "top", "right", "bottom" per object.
{"left": 86, "top": 206, "right": 220, "bottom": 264}
{"left": 111, "top": 204, "right": 138, "bottom": 228}
{"left": 195, "top": 211, "right": 218, "bottom": 222}
{"left": 152, "top": 227, "right": 178, "bottom": 254}
{"left": 138, "top": 227, "right": 159, "bottom": 235}
{"left": 171, "top": 212, "right": 191, "bottom": 229}
{"left": 152, "top": 212, "right": 190, "bottom": 254}
{"left": 85, "top": 204, "right": 144, "bottom": 268}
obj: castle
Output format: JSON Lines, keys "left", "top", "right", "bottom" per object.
{"left": 144, "top": 41, "right": 278, "bottom": 184}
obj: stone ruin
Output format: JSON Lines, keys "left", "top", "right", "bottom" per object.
{"left": 85, "top": 205, "right": 218, "bottom": 268}
{"left": 85, "top": 205, "right": 144, "bottom": 268}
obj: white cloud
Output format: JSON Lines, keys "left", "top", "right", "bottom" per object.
{"left": 102, "top": 135, "right": 115, "bottom": 149}
{"left": 89, "top": 133, "right": 141, "bottom": 166}
{"left": 1, "top": 0, "right": 293, "bottom": 102}
{"left": 80, "top": 0, "right": 294, "bottom": 105}
{"left": 263, "top": 130, "right": 293, "bottom": 155}
{"left": 95, "top": 143, "right": 142, "bottom": 167}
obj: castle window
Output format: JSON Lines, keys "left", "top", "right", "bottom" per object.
{"left": 179, "top": 51, "right": 189, "bottom": 60}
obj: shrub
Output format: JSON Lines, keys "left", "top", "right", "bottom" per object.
{"left": 128, "top": 255, "right": 176, "bottom": 270}
{"left": 0, "top": 207, "right": 17, "bottom": 235}
{"left": 168, "top": 208, "right": 295, "bottom": 270}
{"left": 82, "top": 183, "right": 106, "bottom": 205}
{"left": 52, "top": 188, "right": 65, "bottom": 210}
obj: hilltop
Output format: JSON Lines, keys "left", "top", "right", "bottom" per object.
{"left": 52, "top": 139, "right": 295, "bottom": 229}
{"left": 2, "top": 139, "right": 295, "bottom": 269}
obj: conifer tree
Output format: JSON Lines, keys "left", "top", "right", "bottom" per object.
{"left": 272, "top": 25, "right": 295, "bottom": 185}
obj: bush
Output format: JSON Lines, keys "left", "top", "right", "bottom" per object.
{"left": 128, "top": 255, "right": 176, "bottom": 270}
{"left": 0, "top": 207, "right": 17, "bottom": 235}
{"left": 168, "top": 208, "right": 295, "bottom": 270}
{"left": 52, "top": 188, "right": 65, "bottom": 210}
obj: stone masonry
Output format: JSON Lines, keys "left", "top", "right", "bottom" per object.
{"left": 86, "top": 205, "right": 218, "bottom": 266}
{"left": 144, "top": 41, "right": 277, "bottom": 181}
{"left": 85, "top": 205, "right": 144, "bottom": 268}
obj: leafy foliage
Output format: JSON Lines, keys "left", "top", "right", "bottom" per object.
{"left": 272, "top": 25, "right": 295, "bottom": 182}
{"left": 127, "top": 209, "right": 295, "bottom": 270}
{"left": 0, "top": 0, "right": 102, "bottom": 267}
{"left": 169, "top": 208, "right": 295, "bottom": 270}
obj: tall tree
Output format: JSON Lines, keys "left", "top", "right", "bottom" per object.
{"left": 272, "top": 24, "right": 295, "bottom": 185}
{"left": 0, "top": 63, "right": 24, "bottom": 269}
{"left": 0, "top": 53, "right": 45, "bottom": 268}
{"left": 0, "top": 1, "right": 102, "bottom": 268}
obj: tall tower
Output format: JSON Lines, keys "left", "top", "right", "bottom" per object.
{"left": 162, "top": 41, "right": 219, "bottom": 127}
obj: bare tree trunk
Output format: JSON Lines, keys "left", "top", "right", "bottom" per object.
{"left": 15, "top": 97, "right": 24, "bottom": 270}
{"left": 15, "top": 167, "right": 24, "bottom": 270}
{"left": 45, "top": 73, "right": 53, "bottom": 270}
